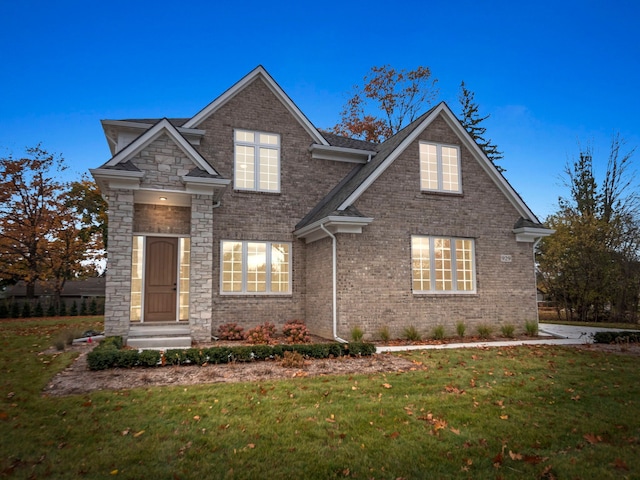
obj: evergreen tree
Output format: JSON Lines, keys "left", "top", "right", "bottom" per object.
{"left": 69, "top": 300, "right": 78, "bottom": 316}
{"left": 58, "top": 301, "right": 67, "bottom": 317}
{"left": 34, "top": 301, "right": 43, "bottom": 317}
{"left": 458, "top": 81, "right": 504, "bottom": 171}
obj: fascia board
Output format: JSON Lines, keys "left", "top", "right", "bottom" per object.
{"left": 101, "top": 119, "right": 206, "bottom": 136}
{"left": 104, "top": 119, "right": 219, "bottom": 176}
{"left": 309, "top": 144, "right": 375, "bottom": 163}
{"left": 89, "top": 168, "right": 144, "bottom": 190}
{"left": 183, "top": 66, "right": 329, "bottom": 146}
{"left": 513, "top": 226, "right": 555, "bottom": 242}
{"left": 294, "top": 215, "right": 374, "bottom": 243}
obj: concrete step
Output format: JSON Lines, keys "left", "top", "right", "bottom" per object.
{"left": 127, "top": 336, "right": 192, "bottom": 350}
{"left": 127, "top": 323, "right": 192, "bottom": 350}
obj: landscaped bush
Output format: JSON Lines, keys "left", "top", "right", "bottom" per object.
{"left": 350, "top": 326, "right": 364, "bottom": 342}
{"left": 402, "top": 325, "right": 421, "bottom": 342}
{"left": 525, "top": 320, "right": 538, "bottom": 336}
{"left": 217, "top": 323, "right": 245, "bottom": 340}
{"left": 378, "top": 325, "right": 390, "bottom": 342}
{"left": 500, "top": 324, "right": 515, "bottom": 338}
{"left": 282, "top": 320, "right": 310, "bottom": 343}
{"left": 456, "top": 322, "right": 466, "bottom": 338}
{"left": 87, "top": 338, "right": 376, "bottom": 370}
{"left": 476, "top": 324, "right": 492, "bottom": 339}
{"left": 593, "top": 331, "right": 640, "bottom": 344}
{"left": 432, "top": 325, "right": 445, "bottom": 340}
{"left": 245, "top": 322, "right": 276, "bottom": 344}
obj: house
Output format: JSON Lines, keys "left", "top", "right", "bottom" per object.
{"left": 2, "top": 277, "right": 106, "bottom": 313}
{"left": 90, "top": 66, "right": 552, "bottom": 348}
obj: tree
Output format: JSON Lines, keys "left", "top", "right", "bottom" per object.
{"left": 331, "top": 65, "right": 439, "bottom": 143}
{"left": 458, "top": 81, "right": 504, "bottom": 171}
{"left": 537, "top": 135, "right": 640, "bottom": 322}
{"left": 0, "top": 146, "right": 66, "bottom": 297}
{"left": 0, "top": 147, "right": 106, "bottom": 299}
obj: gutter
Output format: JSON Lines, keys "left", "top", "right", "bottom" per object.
{"left": 319, "top": 223, "right": 348, "bottom": 343}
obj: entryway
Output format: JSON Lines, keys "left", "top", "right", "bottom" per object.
{"left": 144, "top": 237, "right": 178, "bottom": 322}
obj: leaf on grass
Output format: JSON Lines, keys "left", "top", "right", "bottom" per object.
{"left": 121, "top": 429, "right": 130, "bottom": 436}
{"left": 493, "top": 452, "right": 503, "bottom": 467}
{"left": 612, "top": 458, "right": 629, "bottom": 471}
{"left": 523, "top": 455, "right": 546, "bottom": 465}
{"left": 382, "top": 383, "right": 392, "bottom": 389}
{"left": 450, "top": 427, "right": 460, "bottom": 435}
{"left": 133, "top": 430, "right": 145, "bottom": 438}
{"left": 500, "top": 414, "right": 509, "bottom": 420}
{"left": 389, "top": 431, "right": 400, "bottom": 439}
{"left": 110, "top": 469, "right": 118, "bottom": 475}
{"left": 247, "top": 443, "right": 255, "bottom": 449}
{"left": 509, "top": 450, "right": 523, "bottom": 460}
{"left": 193, "top": 415, "right": 201, "bottom": 422}
{"left": 433, "top": 418, "right": 447, "bottom": 431}
{"left": 444, "top": 385, "right": 465, "bottom": 395}
{"left": 583, "top": 433, "right": 602, "bottom": 444}
{"left": 325, "top": 418, "right": 336, "bottom": 423}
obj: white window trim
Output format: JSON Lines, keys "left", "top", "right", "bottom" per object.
{"left": 234, "top": 129, "right": 281, "bottom": 193}
{"left": 411, "top": 236, "right": 476, "bottom": 294}
{"left": 419, "top": 142, "right": 462, "bottom": 194}
{"left": 220, "top": 240, "right": 292, "bottom": 295}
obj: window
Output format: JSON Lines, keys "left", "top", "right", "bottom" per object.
{"left": 234, "top": 130, "right": 280, "bottom": 192}
{"left": 411, "top": 236, "right": 475, "bottom": 293}
{"left": 221, "top": 241, "right": 291, "bottom": 294}
{"left": 419, "top": 142, "right": 461, "bottom": 193}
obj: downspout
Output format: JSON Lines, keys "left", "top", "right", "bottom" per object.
{"left": 532, "top": 237, "right": 542, "bottom": 326}
{"left": 320, "top": 223, "right": 348, "bottom": 343}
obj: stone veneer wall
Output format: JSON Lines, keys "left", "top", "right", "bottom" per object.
{"left": 103, "top": 189, "right": 134, "bottom": 337}
{"left": 189, "top": 195, "right": 214, "bottom": 342}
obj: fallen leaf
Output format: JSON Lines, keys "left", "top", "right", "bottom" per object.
{"left": 509, "top": 450, "right": 523, "bottom": 460}
{"left": 247, "top": 443, "right": 255, "bottom": 449}
{"left": 450, "top": 427, "right": 460, "bottom": 435}
{"left": 389, "top": 431, "right": 400, "bottom": 439}
{"left": 193, "top": 415, "right": 201, "bottom": 421}
{"left": 612, "top": 458, "right": 629, "bottom": 471}
{"left": 500, "top": 414, "right": 509, "bottom": 420}
{"left": 325, "top": 418, "right": 336, "bottom": 423}
{"left": 133, "top": 430, "right": 145, "bottom": 438}
{"left": 583, "top": 433, "right": 602, "bottom": 444}
{"left": 121, "top": 429, "right": 130, "bottom": 436}
{"left": 382, "top": 383, "right": 392, "bottom": 389}
{"left": 493, "top": 452, "right": 503, "bottom": 467}
{"left": 110, "top": 469, "right": 118, "bottom": 475}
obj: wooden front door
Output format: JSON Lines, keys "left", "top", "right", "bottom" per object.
{"left": 144, "top": 237, "right": 178, "bottom": 322}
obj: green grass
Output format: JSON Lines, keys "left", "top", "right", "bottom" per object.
{"left": 1, "top": 316, "right": 640, "bottom": 478}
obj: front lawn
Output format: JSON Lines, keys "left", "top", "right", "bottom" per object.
{"left": 1, "top": 316, "right": 639, "bottom": 479}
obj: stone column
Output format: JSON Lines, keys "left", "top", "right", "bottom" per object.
{"left": 189, "top": 194, "right": 214, "bottom": 342}
{"left": 104, "top": 189, "right": 134, "bottom": 338}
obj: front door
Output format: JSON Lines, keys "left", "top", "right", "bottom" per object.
{"left": 144, "top": 237, "right": 178, "bottom": 322}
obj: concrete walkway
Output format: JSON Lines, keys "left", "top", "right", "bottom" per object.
{"left": 375, "top": 322, "right": 634, "bottom": 353}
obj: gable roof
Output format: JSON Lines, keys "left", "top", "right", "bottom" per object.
{"left": 183, "top": 65, "right": 329, "bottom": 146}
{"left": 297, "top": 102, "right": 544, "bottom": 233}
{"left": 101, "top": 118, "right": 221, "bottom": 176}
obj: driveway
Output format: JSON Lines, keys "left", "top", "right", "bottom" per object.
{"left": 538, "top": 322, "right": 634, "bottom": 341}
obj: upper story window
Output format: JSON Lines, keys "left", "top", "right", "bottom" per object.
{"left": 419, "top": 142, "right": 461, "bottom": 193}
{"left": 234, "top": 129, "right": 280, "bottom": 192}
{"left": 411, "top": 236, "right": 475, "bottom": 294}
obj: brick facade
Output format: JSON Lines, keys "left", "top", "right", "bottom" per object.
{"left": 94, "top": 67, "right": 547, "bottom": 345}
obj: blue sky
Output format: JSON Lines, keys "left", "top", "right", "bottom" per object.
{"left": 1, "top": 0, "right": 638, "bottom": 221}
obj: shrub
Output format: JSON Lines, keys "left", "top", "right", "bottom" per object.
{"left": 346, "top": 342, "right": 377, "bottom": 356}
{"left": 432, "top": 325, "right": 445, "bottom": 340}
{"left": 80, "top": 299, "right": 87, "bottom": 315}
{"left": 245, "top": 322, "right": 276, "bottom": 345}
{"left": 46, "top": 303, "right": 57, "bottom": 317}
{"left": 378, "top": 325, "right": 390, "bottom": 342}
{"left": 593, "top": 331, "right": 640, "bottom": 344}
{"left": 33, "top": 301, "right": 43, "bottom": 317}
{"left": 138, "top": 350, "right": 161, "bottom": 367}
{"left": 280, "top": 350, "right": 305, "bottom": 368}
{"left": 500, "top": 324, "right": 515, "bottom": 338}
{"left": 10, "top": 302, "right": 20, "bottom": 319}
{"left": 69, "top": 301, "right": 78, "bottom": 316}
{"left": 217, "top": 323, "right": 245, "bottom": 341}
{"left": 282, "top": 320, "right": 310, "bottom": 344}
{"left": 21, "top": 302, "right": 31, "bottom": 318}
{"left": 89, "top": 298, "right": 98, "bottom": 315}
{"left": 477, "top": 324, "right": 492, "bottom": 339}
{"left": 87, "top": 348, "right": 119, "bottom": 370}
{"left": 456, "top": 322, "right": 466, "bottom": 338}
{"left": 350, "top": 326, "right": 364, "bottom": 342}
{"left": 58, "top": 302, "right": 67, "bottom": 316}
{"left": 525, "top": 320, "right": 538, "bottom": 336}
{"left": 402, "top": 325, "right": 421, "bottom": 342}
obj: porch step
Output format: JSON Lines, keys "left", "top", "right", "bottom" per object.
{"left": 127, "top": 324, "right": 192, "bottom": 350}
